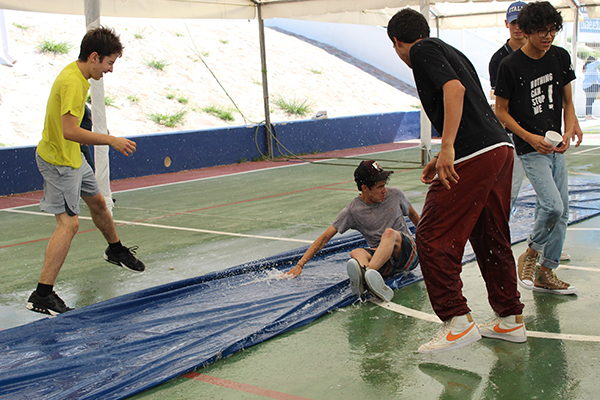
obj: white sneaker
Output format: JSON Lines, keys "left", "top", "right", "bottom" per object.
{"left": 418, "top": 314, "right": 481, "bottom": 354}
{"left": 346, "top": 258, "right": 365, "bottom": 296}
{"left": 560, "top": 252, "right": 571, "bottom": 261}
{"left": 477, "top": 314, "right": 527, "bottom": 343}
{"left": 364, "top": 269, "right": 394, "bottom": 302}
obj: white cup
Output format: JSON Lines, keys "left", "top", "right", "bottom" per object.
{"left": 544, "top": 130, "right": 562, "bottom": 146}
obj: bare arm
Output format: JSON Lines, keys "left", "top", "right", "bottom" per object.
{"left": 408, "top": 205, "right": 420, "bottom": 227}
{"left": 422, "top": 79, "right": 463, "bottom": 189}
{"left": 494, "top": 96, "right": 555, "bottom": 155}
{"left": 281, "top": 225, "right": 338, "bottom": 278}
{"left": 62, "top": 112, "right": 136, "bottom": 156}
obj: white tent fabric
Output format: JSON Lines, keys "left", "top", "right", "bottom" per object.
{"left": 1, "top": 0, "right": 598, "bottom": 163}
{"left": 0, "top": 0, "right": 593, "bottom": 28}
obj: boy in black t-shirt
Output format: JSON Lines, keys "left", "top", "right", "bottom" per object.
{"left": 495, "top": 1, "right": 583, "bottom": 296}
{"left": 387, "top": 8, "right": 525, "bottom": 354}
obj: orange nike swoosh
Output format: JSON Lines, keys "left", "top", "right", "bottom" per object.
{"left": 446, "top": 323, "right": 475, "bottom": 341}
{"left": 493, "top": 324, "right": 523, "bottom": 334}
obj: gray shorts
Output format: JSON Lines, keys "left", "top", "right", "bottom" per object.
{"left": 36, "top": 152, "right": 100, "bottom": 216}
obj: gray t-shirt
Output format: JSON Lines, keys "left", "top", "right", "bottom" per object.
{"left": 332, "top": 186, "right": 412, "bottom": 248}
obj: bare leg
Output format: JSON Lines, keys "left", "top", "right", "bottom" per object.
{"left": 367, "top": 228, "right": 403, "bottom": 271}
{"left": 350, "top": 248, "right": 372, "bottom": 268}
{"left": 82, "top": 193, "right": 119, "bottom": 244}
{"left": 39, "top": 213, "right": 79, "bottom": 285}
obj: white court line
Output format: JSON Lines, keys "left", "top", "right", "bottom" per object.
{"left": 572, "top": 146, "right": 600, "bottom": 155}
{"left": 368, "top": 298, "right": 600, "bottom": 343}
{"left": 557, "top": 265, "right": 600, "bottom": 272}
{"left": 567, "top": 228, "right": 600, "bottom": 231}
{"left": 2, "top": 209, "right": 313, "bottom": 244}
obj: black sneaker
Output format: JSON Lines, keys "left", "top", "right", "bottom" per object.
{"left": 104, "top": 245, "right": 145, "bottom": 272}
{"left": 26, "top": 291, "right": 73, "bottom": 316}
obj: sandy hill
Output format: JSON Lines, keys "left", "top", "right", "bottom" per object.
{"left": 0, "top": 10, "right": 419, "bottom": 148}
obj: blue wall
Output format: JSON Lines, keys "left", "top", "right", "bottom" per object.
{"left": 0, "top": 111, "right": 421, "bottom": 197}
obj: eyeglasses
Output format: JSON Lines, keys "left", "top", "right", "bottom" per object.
{"left": 536, "top": 28, "right": 558, "bottom": 38}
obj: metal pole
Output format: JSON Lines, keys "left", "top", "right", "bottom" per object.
{"left": 257, "top": 3, "right": 273, "bottom": 159}
{"left": 420, "top": 0, "right": 432, "bottom": 166}
{"left": 84, "top": 0, "right": 114, "bottom": 212}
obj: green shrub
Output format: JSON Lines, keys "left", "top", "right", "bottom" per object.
{"left": 37, "top": 39, "right": 73, "bottom": 55}
{"left": 13, "top": 23, "right": 30, "bottom": 30}
{"left": 202, "top": 104, "right": 235, "bottom": 121}
{"left": 274, "top": 96, "right": 313, "bottom": 116}
{"left": 149, "top": 110, "right": 186, "bottom": 127}
{"left": 145, "top": 58, "right": 169, "bottom": 71}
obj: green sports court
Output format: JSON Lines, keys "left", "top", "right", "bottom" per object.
{"left": 2, "top": 139, "right": 600, "bottom": 399}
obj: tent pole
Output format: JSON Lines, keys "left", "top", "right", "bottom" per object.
{"left": 84, "top": 0, "right": 114, "bottom": 212}
{"left": 419, "top": 0, "right": 432, "bottom": 166}
{"left": 257, "top": 3, "right": 274, "bottom": 159}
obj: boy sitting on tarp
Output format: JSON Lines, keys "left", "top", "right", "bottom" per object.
{"left": 282, "top": 160, "right": 420, "bottom": 302}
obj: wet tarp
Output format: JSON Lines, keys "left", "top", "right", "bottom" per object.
{"left": 1, "top": 178, "right": 599, "bottom": 400}
{"left": 0, "top": 233, "right": 422, "bottom": 400}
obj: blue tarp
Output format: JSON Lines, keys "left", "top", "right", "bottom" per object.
{"left": 0, "top": 233, "right": 422, "bottom": 400}
{"left": 1, "top": 178, "right": 599, "bottom": 400}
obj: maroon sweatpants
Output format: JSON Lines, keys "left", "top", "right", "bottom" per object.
{"left": 416, "top": 145, "right": 524, "bottom": 321}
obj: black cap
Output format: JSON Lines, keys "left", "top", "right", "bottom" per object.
{"left": 354, "top": 160, "right": 393, "bottom": 188}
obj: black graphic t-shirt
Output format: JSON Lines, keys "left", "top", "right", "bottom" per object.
{"left": 495, "top": 45, "right": 575, "bottom": 155}
{"left": 410, "top": 38, "right": 511, "bottom": 162}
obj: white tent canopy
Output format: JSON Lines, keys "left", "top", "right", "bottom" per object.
{"left": 1, "top": 0, "right": 598, "bottom": 166}
{"left": 1, "top": 0, "right": 596, "bottom": 28}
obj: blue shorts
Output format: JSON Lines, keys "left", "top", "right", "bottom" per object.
{"left": 365, "top": 231, "right": 419, "bottom": 278}
{"left": 36, "top": 152, "right": 100, "bottom": 216}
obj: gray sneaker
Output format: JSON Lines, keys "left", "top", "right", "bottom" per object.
{"left": 346, "top": 258, "right": 366, "bottom": 296}
{"left": 364, "top": 269, "right": 394, "bottom": 302}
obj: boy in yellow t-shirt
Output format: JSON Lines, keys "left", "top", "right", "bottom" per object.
{"left": 28, "top": 27, "right": 145, "bottom": 316}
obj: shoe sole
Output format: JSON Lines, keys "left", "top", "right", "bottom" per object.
{"left": 346, "top": 259, "right": 364, "bottom": 296}
{"left": 532, "top": 286, "right": 578, "bottom": 295}
{"left": 104, "top": 253, "right": 145, "bottom": 273}
{"left": 364, "top": 269, "right": 394, "bottom": 302}
{"left": 26, "top": 302, "right": 59, "bottom": 317}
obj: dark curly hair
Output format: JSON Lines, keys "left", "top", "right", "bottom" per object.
{"left": 387, "top": 8, "right": 430, "bottom": 44}
{"left": 78, "top": 26, "right": 123, "bottom": 62}
{"left": 517, "top": 1, "right": 563, "bottom": 35}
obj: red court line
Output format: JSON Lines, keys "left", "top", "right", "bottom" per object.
{"left": 0, "top": 141, "right": 418, "bottom": 210}
{"left": 0, "top": 181, "right": 352, "bottom": 249}
{"left": 0, "top": 227, "right": 99, "bottom": 250}
{"left": 184, "top": 372, "right": 312, "bottom": 400}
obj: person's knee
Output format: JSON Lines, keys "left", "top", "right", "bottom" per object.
{"left": 545, "top": 200, "right": 564, "bottom": 222}
{"left": 58, "top": 215, "right": 79, "bottom": 236}
{"left": 84, "top": 193, "right": 107, "bottom": 213}
{"left": 350, "top": 248, "right": 365, "bottom": 259}
{"left": 381, "top": 228, "right": 398, "bottom": 242}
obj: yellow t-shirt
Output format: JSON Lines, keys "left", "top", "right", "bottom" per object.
{"left": 37, "top": 61, "right": 90, "bottom": 168}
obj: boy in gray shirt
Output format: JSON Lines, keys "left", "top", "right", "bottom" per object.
{"left": 283, "top": 160, "right": 420, "bottom": 302}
